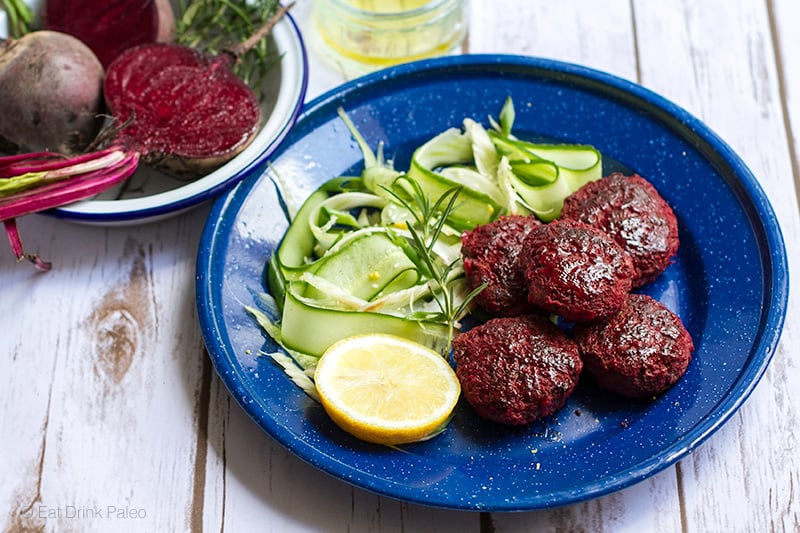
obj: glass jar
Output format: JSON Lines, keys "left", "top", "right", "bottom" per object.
{"left": 312, "top": 0, "right": 468, "bottom": 74}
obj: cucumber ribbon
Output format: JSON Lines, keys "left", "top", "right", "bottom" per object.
{"left": 256, "top": 97, "right": 603, "bottom": 367}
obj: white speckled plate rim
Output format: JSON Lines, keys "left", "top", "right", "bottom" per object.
{"left": 49, "top": 13, "right": 308, "bottom": 225}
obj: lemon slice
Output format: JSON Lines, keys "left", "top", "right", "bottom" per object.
{"left": 314, "top": 333, "right": 461, "bottom": 445}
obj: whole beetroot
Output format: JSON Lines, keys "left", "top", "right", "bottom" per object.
{"left": 0, "top": 30, "right": 105, "bottom": 155}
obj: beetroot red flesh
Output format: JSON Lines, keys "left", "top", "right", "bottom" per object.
{"left": 104, "top": 43, "right": 261, "bottom": 167}
{"left": 43, "top": 0, "right": 175, "bottom": 67}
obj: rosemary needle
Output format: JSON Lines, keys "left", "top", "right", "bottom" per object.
{"left": 175, "top": 0, "right": 282, "bottom": 100}
{"left": 383, "top": 176, "right": 486, "bottom": 353}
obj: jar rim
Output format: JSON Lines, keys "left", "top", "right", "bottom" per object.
{"left": 321, "top": 0, "right": 457, "bottom": 19}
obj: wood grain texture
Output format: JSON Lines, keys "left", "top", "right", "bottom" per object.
{"left": 636, "top": 3, "right": 799, "bottom": 532}
{"left": 773, "top": 0, "right": 800, "bottom": 208}
{"left": 1, "top": 209, "right": 211, "bottom": 532}
{"left": 466, "top": 0, "right": 638, "bottom": 81}
{"left": 1, "top": 0, "right": 798, "bottom": 531}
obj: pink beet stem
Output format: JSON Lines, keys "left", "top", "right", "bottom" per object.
{"left": 0, "top": 149, "right": 134, "bottom": 201}
{"left": 3, "top": 219, "right": 52, "bottom": 272}
{"left": 0, "top": 153, "right": 66, "bottom": 178}
{"left": 0, "top": 151, "right": 62, "bottom": 165}
{"left": 0, "top": 151, "right": 140, "bottom": 221}
{"left": 40, "top": 150, "right": 128, "bottom": 180}
{"left": 0, "top": 147, "right": 122, "bottom": 178}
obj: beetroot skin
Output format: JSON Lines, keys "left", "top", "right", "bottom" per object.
{"left": 0, "top": 31, "right": 104, "bottom": 155}
{"left": 103, "top": 43, "right": 261, "bottom": 175}
{"left": 44, "top": 0, "right": 176, "bottom": 68}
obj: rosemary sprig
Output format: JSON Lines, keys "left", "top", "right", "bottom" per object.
{"left": 384, "top": 176, "right": 486, "bottom": 354}
{"left": 1, "top": 0, "right": 33, "bottom": 38}
{"left": 175, "top": 0, "right": 283, "bottom": 100}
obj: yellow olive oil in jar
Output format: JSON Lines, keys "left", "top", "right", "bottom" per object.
{"left": 313, "top": 0, "right": 468, "bottom": 72}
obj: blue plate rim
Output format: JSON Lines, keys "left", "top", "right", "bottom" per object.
{"left": 195, "top": 53, "right": 789, "bottom": 511}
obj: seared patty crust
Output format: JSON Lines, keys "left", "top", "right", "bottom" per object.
{"left": 523, "top": 219, "right": 636, "bottom": 322}
{"left": 461, "top": 215, "right": 542, "bottom": 316}
{"left": 561, "top": 173, "right": 680, "bottom": 287}
{"left": 452, "top": 314, "right": 583, "bottom": 425}
{"left": 573, "top": 293, "right": 694, "bottom": 398}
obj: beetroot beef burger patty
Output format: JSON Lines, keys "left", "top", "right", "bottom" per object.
{"left": 523, "top": 219, "right": 636, "bottom": 322}
{"left": 560, "top": 173, "right": 680, "bottom": 287}
{"left": 461, "top": 214, "right": 542, "bottom": 317}
{"left": 573, "top": 293, "right": 694, "bottom": 398}
{"left": 452, "top": 314, "right": 583, "bottom": 426}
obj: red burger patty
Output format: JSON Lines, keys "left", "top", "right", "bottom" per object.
{"left": 573, "top": 293, "right": 694, "bottom": 398}
{"left": 452, "top": 314, "right": 583, "bottom": 426}
{"left": 523, "top": 219, "right": 635, "bottom": 322}
{"left": 560, "top": 173, "right": 679, "bottom": 287}
{"left": 461, "top": 215, "right": 542, "bottom": 316}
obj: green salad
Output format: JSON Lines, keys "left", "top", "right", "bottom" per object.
{"left": 247, "top": 98, "right": 602, "bottom": 394}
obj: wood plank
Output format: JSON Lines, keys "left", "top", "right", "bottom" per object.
{"left": 1, "top": 210, "right": 211, "bottom": 532}
{"left": 772, "top": 0, "right": 800, "bottom": 195}
{"left": 467, "top": 0, "right": 638, "bottom": 82}
{"left": 0, "top": 226, "right": 62, "bottom": 531}
{"left": 635, "top": 0, "right": 800, "bottom": 531}
{"left": 198, "top": 378, "right": 479, "bottom": 532}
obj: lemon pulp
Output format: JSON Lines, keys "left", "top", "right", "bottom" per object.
{"left": 314, "top": 334, "right": 460, "bottom": 445}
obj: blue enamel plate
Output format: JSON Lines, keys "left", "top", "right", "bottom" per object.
{"left": 195, "top": 55, "right": 789, "bottom": 511}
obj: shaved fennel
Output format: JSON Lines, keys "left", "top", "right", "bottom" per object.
{"left": 250, "top": 97, "right": 604, "bottom": 394}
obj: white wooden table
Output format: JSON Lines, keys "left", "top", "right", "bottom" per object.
{"left": 2, "top": 0, "right": 799, "bottom": 531}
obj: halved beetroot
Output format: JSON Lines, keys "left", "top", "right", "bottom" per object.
{"left": 103, "top": 42, "right": 261, "bottom": 175}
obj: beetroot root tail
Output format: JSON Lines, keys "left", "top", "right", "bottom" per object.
{"left": 4, "top": 219, "right": 52, "bottom": 272}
